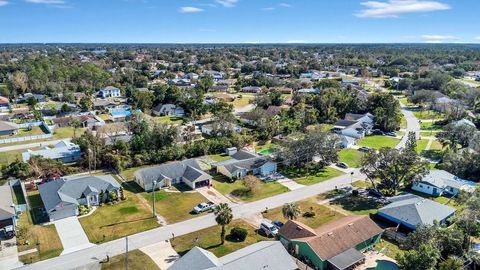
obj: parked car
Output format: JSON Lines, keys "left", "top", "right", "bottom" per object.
{"left": 367, "top": 188, "right": 383, "bottom": 198}
{"left": 372, "top": 129, "right": 384, "bottom": 135}
{"left": 1, "top": 225, "right": 15, "bottom": 239}
{"left": 385, "top": 132, "right": 396, "bottom": 137}
{"left": 336, "top": 162, "right": 349, "bottom": 169}
{"left": 192, "top": 202, "right": 216, "bottom": 214}
{"left": 358, "top": 146, "right": 371, "bottom": 152}
{"left": 272, "top": 220, "right": 284, "bottom": 229}
{"left": 260, "top": 220, "right": 279, "bottom": 237}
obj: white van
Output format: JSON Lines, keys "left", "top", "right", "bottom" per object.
{"left": 260, "top": 220, "right": 278, "bottom": 237}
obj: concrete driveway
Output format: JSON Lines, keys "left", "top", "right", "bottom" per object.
{"left": 277, "top": 177, "right": 305, "bottom": 190}
{"left": 0, "top": 236, "right": 22, "bottom": 270}
{"left": 140, "top": 240, "right": 179, "bottom": 270}
{"left": 54, "top": 217, "right": 94, "bottom": 255}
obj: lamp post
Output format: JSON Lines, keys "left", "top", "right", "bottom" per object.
{"left": 350, "top": 171, "right": 354, "bottom": 185}
{"left": 152, "top": 180, "right": 157, "bottom": 220}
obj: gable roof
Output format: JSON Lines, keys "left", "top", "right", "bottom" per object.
{"left": 280, "top": 216, "right": 383, "bottom": 261}
{"left": 169, "top": 246, "right": 219, "bottom": 270}
{"left": 0, "top": 121, "right": 18, "bottom": 132}
{"left": 231, "top": 150, "right": 258, "bottom": 160}
{"left": 38, "top": 175, "right": 120, "bottom": 212}
{"left": 379, "top": 193, "right": 456, "bottom": 227}
{"left": 135, "top": 159, "right": 212, "bottom": 186}
{"left": 0, "top": 185, "right": 15, "bottom": 221}
{"left": 22, "top": 140, "right": 81, "bottom": 162}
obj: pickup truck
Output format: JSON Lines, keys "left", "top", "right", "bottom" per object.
{"left": 192, "top": 202, "right": 216, "bottom": 214}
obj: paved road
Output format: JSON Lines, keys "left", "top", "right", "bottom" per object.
{"left": 17, "top": 170, "right": 364, "bottom": 270}
{"left": 396, "top": 104, "right": 421, "bottom": 149}
{"left": 0, "top": 139, "right": 71, "bottom": 152}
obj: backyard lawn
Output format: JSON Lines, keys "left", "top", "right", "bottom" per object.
{"left": 0, "top": 149, "right": 30, "bottom": 166}
{"left": 79, "top": 187, "right": 160, "bottom": 243}
{"left": 279, "top": 166, "right": 344, "bottom": 186}
{"left": 153, "top": 116, "right": 185, "bottom": 125}
{"left": 53, "top": 127, "right": 87, "bottom": 139}
{"left": 208, "top": 153, "right": 232, "bottom": 162}
{"left": 212, "top": 175, "right": 288, "bottom": 202}
{"left": 411, "top": 110, "right": 445, "bottom": 120}
{"left": 338, "top": 149, "right": 364, "bottom": 168}
{"left": 172, "top": 220, "right": 271, "bottom": 257}
{"left": 263, "top": 198, "right": 346, "bottom": 228}
{"left": 375, "top": 238, "right": 404, "bottom": 259}
{"left": 357, "top": 136, "right": 400, "bottom": 149}
{"left": 141, "top": 190, "right": 209, "bottom": 223}
{"left": 419, "top": 121, "right": 444, "bottom": 131}
{"left": 229, "top": 96, "right": 253, "bottom": 109}
{"left": 17, "top": 191, "right": 63, "bottom": 264}
{"left": 101, "top": 250, "right": 159, "bottom": 270}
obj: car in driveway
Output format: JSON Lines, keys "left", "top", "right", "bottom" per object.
{"left": 385, "top": 132, "right": 397, "bottom": 137}
{"left": 1, "top": 225, "right": 15, "bottom": 239}
{"left": 272, "top": 220, "right": 284, "bottom": 229}
{"left": 192, "top": 202, "right": 216, "bottom": 214}
{"left": 372, "top": 129, "right": 384, "bottom": 135}
{"left": 336, "top": 162, "right": 349, "bottom": 169}
{"left": 358, "top": 146, "right": 371, "bottom": 152}
{"left": 260, "top": 220, "right": 278, "bottom": 237}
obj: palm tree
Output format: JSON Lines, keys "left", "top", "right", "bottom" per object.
{"left": 214, "top": 203, "right": 233, "bottom": 245}
{"left": 282, "top": 202, "right": 301, "bottom": 220}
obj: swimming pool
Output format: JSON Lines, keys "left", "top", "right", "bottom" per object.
{"left": 370, "top": 260, "right": 399, "bottom": 270}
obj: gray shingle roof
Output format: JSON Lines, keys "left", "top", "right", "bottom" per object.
{"left": 0, "top": 185, "right": 15, "bottom": 221}
{"left": 379, "top": 193, "right": 456, "bottom": 227}
{"left": 38, "top": 175, "right": 120, "bottom": 212}
{"left": 0, "top": 121, "right": 18, "bottom": 132}
{"left": 169, "top": 241, "right": 297, "bottom": 270}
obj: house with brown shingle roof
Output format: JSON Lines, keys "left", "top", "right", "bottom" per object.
{"left": 278, "top": 215, "right": 383, "bottom": 270}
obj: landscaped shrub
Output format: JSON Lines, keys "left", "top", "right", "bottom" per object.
{"left": 78, "top": 205, "right": 89, "bottom": 215}
{"left": 352, "top": 189, "right": 359, "bottom": 197}
{"left": 229, "top": 227, "right": 248, "bottom": 242}
{"left": 302, "top": 206, "right": 316, "bottom": 218}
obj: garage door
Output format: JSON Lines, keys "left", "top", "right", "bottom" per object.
{"left": 49, "top": 206, "right": 77, "bottom": 221}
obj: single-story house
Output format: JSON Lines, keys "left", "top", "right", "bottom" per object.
{"left": 134, "top": 159, "right": 212, "bottom": 191}
{"left": 201, "top": 122, "right": 242, "bottom": 136}
{"left": 340, "top": 135, "right": 357, "bottom": 148}
{"left": 52, "top": 115, "right": 97, "bottom": 128}
{"left": 412, "top": 170, "right": 475, "bottom": 197}
{"left": 38, "top": 175, "right": 121, "bottom": 221}
{"left": 152, "top": 104, "right": 185, "bottom": 117}
{"left": 0, "top": 96, "right": 10, "bottom": 107}
{"left": 208, "top": 85, "right": 228, "bottom": 92}
{"left": 0, "top": 185, "right": 16, "bottom": 229}
{"left": 278, "top": 216, "right": 383, "bottom": 270}
{"left": 377, "top": 193, "right": 456, "bottom": 230}
{"left": 98, "top": 86, "right": 121, "bottom": 98}
{"left": 169, "top": 241, "right": 297, "bottom": 270}
{"left": 297, "top": 88, "right": 320, "bottom": 95}
{"left": 168, "top": 78, "right": 192, "bottom": 87}
{"left": 22, "top": 140, "right": 81, "bottom": 163}
{"left": 241, "top": 86, "right": 262, "bottom": 93}
{"left": 213, "top": 150, "right": 277, "bottom": 179}
{"left": 20, "top": 93, "right": 46, "bottom": 103}
{"left": 333, "top": 113, "right": 374, "bottom": 139}
{"left": 0, "top": 121, "right": 18, "bottom": 136}
{"left": 183, "top": 73, "right": 199, "bottom": 80}
{"left": 93, "top": 100, "right": 116, "bottom": 110}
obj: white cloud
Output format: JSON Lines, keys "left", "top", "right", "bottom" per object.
{"left": 215, "top": 0, "right": 237, "bottom": 8}
{"left": 475, "top": 37, "right": 480, "bottom": 40}
{"left": 279, "top": 3, "right": 291, "bottom": 8}
{"left": 26, "top": 0, "right": 65, "bottom": 4}
{"left": 0, "top": 0, "right": 8, "bottom": 6}
{"left": 356, "top": 0, "right": 450, "bottom": 18}
{"left": 262, "top": 7, "right": 275, "bottom": 11}
{"left": 287, "top": 40, "right": 306, "bottom": 43}
{"left": 180, "top": 6, "right": 204, "bottom": 13}
{"left": 421, "top": 35, "right": 456, "bottom": 43}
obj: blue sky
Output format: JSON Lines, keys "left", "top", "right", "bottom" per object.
{"left": 0, "top": 0, "right": 479, "bottom": 43}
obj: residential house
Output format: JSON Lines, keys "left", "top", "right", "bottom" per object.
{"left": 0, "top": 185, "right": 16, "bottom": 229}
{"left": 412, "top": 170, "right": 475, "bottom": 197}
{"left": 21, "top": 93, "right": 46, "bottom": 103}
{"left": 278, "top": 216, "right": 383, "bottom": 270}
{"left": 216, "top": 79, "right": 233, "bottom": 86}
{"left": 0, "top": 96, "right": 10, "bottom": 107}
{"left": 300, "top": 71, "right": 324, "bottom": 79}
{"left": 93, "top": 100, "right": 116, "bottom": 110}
{"left": 52, "top": 115, "right": 98, "bottom": 128}
{"left": 168, "top": 78, "right": 193, "bottom": 87}
{"left": 453, "top": 118, "right": 476, "bottom": 129}
{"left": 134, "top": 159, "right": 212, "bottom": 191}
{"left": 38, "top": 175, "right": 121, "bottom": 221}
{"left": 201, "top": 122, "right": 242, "bottom": 136}
{"left": 333, "top": 113, "right": 374, "bottom": 140}
{"left": 109, "top": 106, "right": 138, "bottom": 122}
{"left": 208, "top": 85, "right": 228, "bottom": 92}
{"left": 377, "top": 193, "right": 456, "bottom": 230}
{"left": 22, "top": 140, "right": 81, "bottom": 163}
{"left": 183, "top": 73, "right": 199, "bottom": 80}
{"left": 204, "top": 71, "right": 225, "bottom": 81}
{"left": 73, "top": 92, "right": 87, "bottom": 101}
{"left": 339, "top": 135, "right": 356, "bottom": 148}
{"left": 297, "top": 88, "right": 320, "bottom": 95}
{"left": 98, "top": 86, "right": 121, "bottom": 99}
{"left": 152, "top": 104, "right": 185, "bottom": 117}
{"left": 168, "top": 241, "right": 297, "bottom": 270}
{"left": 0, "top": 121, "right": 18, "bottom": 136}
{"left": 213, "top": 150, "right": 277, "bottom": 179}
{"left": 214, "top": 93, "right": 235, "bottom": 102}
{"left": 241, "top": 86, "right": 262, "bottom": 94}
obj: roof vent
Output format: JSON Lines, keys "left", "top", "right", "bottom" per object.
{"left": 327, "top": 232, "right": 333, "bottom": 236}
{"left": 296, "top": 226, "right": 303, "bottom": 231}
{"left": 348, "top": 223, "right": 354, "bottom": 226}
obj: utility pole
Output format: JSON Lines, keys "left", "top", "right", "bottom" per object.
{"left": 152, "top": 180, "right": 157, "bottom": 219}
{"left": 125, "top": 236, "right": 128, "bottom": 270}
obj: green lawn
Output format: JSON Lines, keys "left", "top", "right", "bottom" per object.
{"left": 338, "top": 149, "right": 364, "bottom": 168}
{"left": 429, "top": 140, "right": 443, "bottom": 150}
{"left": 0, "top": 149, "right": 27, "bottom": 166}
{"left": 101, "top": 249, "right": 160, "bottom": 270}
{"left": 53, "top": 127, "right": 87, "bottom": 139}
{"left": 357, "top": 136, "right": 400, "bottom": 149}
{"left": 279, "top": 166, "right": 344, "bottom": 186}
{"left": 229, "top": 96, "right": 254, "bottom": 109}
{"left": 262, "top": 198, "right": 346, "bottom": 228}
{"left": 330, "top": 194, "right": 383, "bottom": 215}
{"left": 79, "top": 188, "right": 160, "bottom": 243}
{"left": 141, "top": 190, "right": 209, "bottom": 223}
{"left": 419, "top": 121, "right": 444, "bottom": 131}
{"left": 375, "top": 238, "right": 404, "bottom": 259}
{"left": 172, "top": 220, "right": 271, "bottom": 257}
{"left": 120, "top": 165, "right": 158, "bottom": 181}
{"left": 17, "top": 190, "right": 63, "bottom": 264}
{"left": 208, "top": 154, "right": 232, "bottom": 162}
{"left": 416, "top": 139, "right": 429, "bottom": 154}
{"left": 411, "top": 110, "right": 445, "bottom": 120}
{"left": 212, "top": 175, "right": 289, "bottom": 202}
{"left": 153, "top": 116, "right": 185, "bottom": 125}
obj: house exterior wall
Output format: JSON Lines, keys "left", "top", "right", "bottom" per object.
{"left": 48, "top": 204, "right": 78, "bottom": 221}
{"left": 258, "top": 162, "right": 277, "bottom": 176}
{"left": 341, "top": 128, "right": 363, "bottom": 139}
{"left": 287, "top": 239, "right": 326, "bottom": 270}
{"left": 377, "top": 212, "right": 417, "bottom": 230}
{"left": 217, "top": 166, "right": 233, "bottom": 178}
{"left": 411, "top": 182, "right": 442, "bottom": 197}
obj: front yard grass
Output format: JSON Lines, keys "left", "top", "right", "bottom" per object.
{"left": 262, "top": 198, "right": 346, "bottom": 228}
{"left": 416, "top": 139, "right": 429, "bottom": 154}
{"left": 419, "top": 121, "right": 444, "bottom": 131}
{"left": 212, "top": 175, "right": 288, "bottom": 202}
{"left": 330, "top": 193, "right": 383, "bottom": 215}
{"left": 0, "top": 149, "right": 29, "bottom": 166}
{"left": 172, "top": 220, "right": 271, "bottom": 257}
{"left": 357, "top": 136, "right": 400, "bottom": 149}
{"left": 338, "top": 149, "right": 364, "bottom": 168}
{"left": 141, "top": 190, "right": 209, "bottom": 223}
{"left": 153, "top": 116, "right": 185, "bottom": 125}
{"left": 229, "top": 96, "right": 253, "bottom": 109}
{"left": 279, "top": 166, "right": 344, "bottom": 186}
{"left": 411, "top": 110, "right": 445, "bottom": 120}
{"left": 79, "top": 188, "right": 160, "bottom": 243}
{"left": 101, "top": 249, "right": 160, "bottom": 270}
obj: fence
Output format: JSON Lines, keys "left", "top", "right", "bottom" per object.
{"left": 0, "top": 121, "right": 53, "bottom": 145}
{"left": 292, "top": 257, "right": 316, "bottom": 270}
{"left": 383, "top": 228, "right": 407, "bottom": 243}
